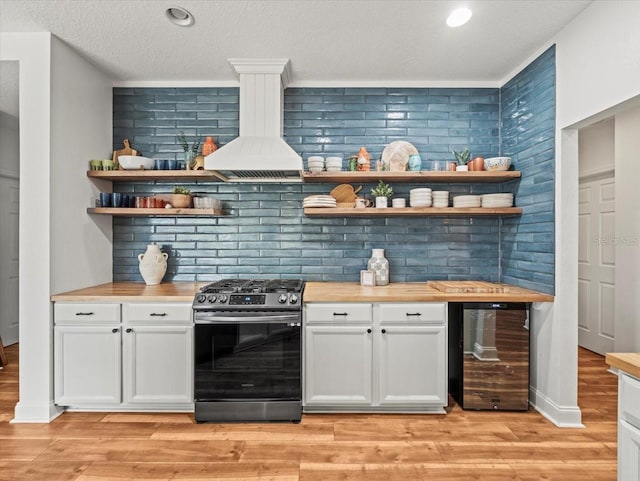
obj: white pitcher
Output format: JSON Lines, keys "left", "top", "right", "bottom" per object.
{"left": 138, "top": 244, "right": 168, "bottom": 285}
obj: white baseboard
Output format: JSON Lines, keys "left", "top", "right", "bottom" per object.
{"left": 529, "top": 386, "right": 584, "bottom": 428}
{"left": 11, "top": 401, "right": 64, "bottom": 423}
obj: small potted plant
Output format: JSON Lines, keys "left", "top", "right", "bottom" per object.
{"left": 177, "top": 130, "right": 201, "bottom": 169}
{"left": 171, "top": 186, "right": 192, "bottom": 208}
{"left": 452, "top": 148, "right": 471, "bottom": 171}
{"left": 371, "top": 180, "right": 393, "bottom": 208}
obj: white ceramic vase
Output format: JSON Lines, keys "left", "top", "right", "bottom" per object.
{"left": 456, "top": 165, "right": 469, "bottom": 171}
{"left": 138, "top": 244, "right": 168, "bottom": 285}
{"left": 367, "top": 248, "right": 389, "bottom": 286}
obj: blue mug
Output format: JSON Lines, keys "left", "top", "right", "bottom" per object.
{"left": 154, "top": 159, "right": 167, "bottom": 170}
{"left": 112, "top": 193, "right": 123, "bottom": 208}
{"left": 167, "top": 159, "right": 177, "bottom": 170}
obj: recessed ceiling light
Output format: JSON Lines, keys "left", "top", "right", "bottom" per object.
{"left": 166, "top": 6, "right": 194, "bottom": 27}
{"left": 446, "top": 7, "right": 472, "bottom": 27}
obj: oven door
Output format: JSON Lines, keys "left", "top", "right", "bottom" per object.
{"left": 194, "top": 311, "right": 301, "bottom": 402}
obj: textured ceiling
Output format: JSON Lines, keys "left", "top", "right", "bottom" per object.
{"left": 0, "top": 0, "right": 592, "bottom": 87}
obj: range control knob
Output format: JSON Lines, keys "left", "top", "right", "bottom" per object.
{"left": 218, "top": 295, "right": 228, "bottom": 303}
{"left": 196, "top": 294, "right": 206, "bottom": 303}
{"left": 278, "top": 294, "right": 288, "bottom": 304}
{"left": 207, "top": 295, "right": 217, "bottom": 303}
{"left": 289, "top": 294, "right": 299, "bottom": 305}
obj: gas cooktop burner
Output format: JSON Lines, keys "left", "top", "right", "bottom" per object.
{"left": 199, "top": 279, "right": 304, "bottom": 294}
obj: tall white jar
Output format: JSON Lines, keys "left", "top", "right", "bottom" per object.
{"left": 138, "top": 244, "right": 168, "bottom": 285}
{"left": 367, "top": 248, "right": 389, "bottom": 286}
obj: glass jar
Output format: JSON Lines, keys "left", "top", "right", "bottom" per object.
{"left": 367, "top": 248, "right": 389, "bottom": 286}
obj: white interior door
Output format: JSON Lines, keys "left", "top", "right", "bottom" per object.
{"left": 578, "top": 174, "right": 615, "bottom": 354}
{"left": 0, "top": 174, "right": 19, "bottom": 345}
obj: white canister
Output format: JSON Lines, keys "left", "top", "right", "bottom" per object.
{"left": 367, "top": 248, "right": 389, "bottom": 286}
{"left": 138, "top": 244, "right": 168, "bottom": 285}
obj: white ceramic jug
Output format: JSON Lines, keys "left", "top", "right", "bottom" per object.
{"left": 138, "top": 244, "right": 168, "bottom": 285}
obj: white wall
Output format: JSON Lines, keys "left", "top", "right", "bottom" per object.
{"left": 578, "top": 118, "right": 614, "bottom": 177}
{"left": 533, "top": 0, "right": 640, "bottom": 426}
{"left": 614, "top": 106, "right": 640, "bottom": 352}
{"left": 50, "top": 36, "right": 113, "bottom": 293}
{"left": 0, "top": 33, "right": 113, "bottom": 422}
{"left": 0, "top": 32, "right": 60, "bottom": 422}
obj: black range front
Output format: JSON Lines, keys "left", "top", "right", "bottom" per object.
{"left": 192, "top": 279, "right": 304, "bottom": 423}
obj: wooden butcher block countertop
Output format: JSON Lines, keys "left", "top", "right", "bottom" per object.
{"left": 606, "top": 353, "right": 640, "bottom": 379}
{"left": 51, "top": 281, "right": 554, "bottom": 303}
{"left": 303, "top": 282, "right": 554, "bottom": 303}
{"left": 51, "top": 282, "right": 203, "bottom": 302}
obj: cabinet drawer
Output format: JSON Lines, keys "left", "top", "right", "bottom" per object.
{"left": 54, "top": 303, "right": 120, "bottom": 324}
{"left": 620, "top": 372, "right": 640, "bottom": 427}
{"left": 305, "top": 303, "right": 372, "bottom": 324}
{"left": 123, "top": 303, "right": 192, "bottom": 325}
{"left": 378, "top": 303, "right": 445, "bottom": 324}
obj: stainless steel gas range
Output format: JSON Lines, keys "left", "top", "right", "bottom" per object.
{"left": 192, "top": 279, "right": 304, "bottom": 423}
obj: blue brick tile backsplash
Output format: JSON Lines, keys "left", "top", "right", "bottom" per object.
{"left": 112, "top": 71, "right": 554, "bottom": 291}
{"left": 500, "top": 46, "right": 556, "bottom": 294}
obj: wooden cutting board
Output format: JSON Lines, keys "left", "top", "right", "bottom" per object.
{"left": 112, "top": 139, "right": 138, "bottom": 167}
{"left": 330, "top": 184, "right": 362, "bottom": 207}
{"left": 381, "top": 141, "right": 418, "bottom": 171}
{"left": 427, "top": 281, "right": 510, "bottom": 293}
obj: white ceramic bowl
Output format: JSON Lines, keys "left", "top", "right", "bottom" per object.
{"left": 118, "top": 155, "right": 155, "bottom": 170}
{"left": 483, "top": 157, "right": 512, "bottom": 171}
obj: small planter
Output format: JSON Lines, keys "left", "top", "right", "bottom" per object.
{"left": 171, "top": 194, "right": 192, "bottom": 208}
{"left": 375, "top": 196, "right": 388, "bottom": 208}
{"left": 456, "top": 165, "right": 469, "bottom": 172}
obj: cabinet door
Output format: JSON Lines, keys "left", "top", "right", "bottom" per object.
{"left": 123, "top": 325, "right": 193, "bottom": 404}
{"left": 377, "top": 325, "right": 447, "bottom": 407}
{"left": 54, "top": 326, "right": 121, "bottom": 405}
{"left": 304, "top": 325, "right": 372, "bottom": 405}
{"left": 619, "top": 419, "right": 640, "bottom": 481}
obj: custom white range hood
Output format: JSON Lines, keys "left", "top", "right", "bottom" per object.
{"left": 205, "top": 58, "right": 303, "bottom": 182}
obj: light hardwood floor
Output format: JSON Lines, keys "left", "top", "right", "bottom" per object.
{"left": 0, "top": 345, "right": 617, "bottom": 480}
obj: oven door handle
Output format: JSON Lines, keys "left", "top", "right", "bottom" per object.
{"left": 194, "top": 313, "right": 301, "bottom": 324}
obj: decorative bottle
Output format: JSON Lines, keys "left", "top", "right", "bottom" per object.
{"left": 367, "top": 248, "right": 389, "bottom": 286}
{"left": 357, "top": 146, "right": 371, "bottom": 172}
{"left": 202, "top": 136, "right": 217, "bottom": 156}
{"left": 138, "top": 244, "right": 168, "bottom": 286}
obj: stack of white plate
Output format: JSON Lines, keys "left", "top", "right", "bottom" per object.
{"left": 452, "top": 194, "right": 481, "bottom": 208}
{"left": 325, "top": 156, "right": 343, "bottom": 172}
{"left": 302, "top": 195, "right": 337, "bottom": 208}
{"left": 307, "top": 156, "right": 324, "bottom": 173}
{"left": 409, "top": 188, "right": 432, "bottom": 207}
{"left": 481, "top": 193, "right": 514, "bottom": 208}
{"left": 391, "top": 198, "right": 406, "bottom": 208}
{"left": 432, "top": 190, "right": 449, "bottom": 208}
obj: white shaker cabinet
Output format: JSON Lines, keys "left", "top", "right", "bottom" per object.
{"left": 376, "top": 303, "right": 447, "bottom": 407}
{"left": 54, "top": 325, "right": 122, "bottom": 405}
{"left": 122, "top": 303, "right": 193, "bottom": 405}
{"left": 304, "top": 302, "right": 446, "bottom": 413}
{"left": 54, "top": 303, "right": 122, "bottom": 405}
{"left": 54, "top": 301, "right": 193, "bottom": 411}
{"left": 617, "top": 372, "right": 640, "bottom": 481}
{"left": 304, "top": 324, "right": 373, "bottom": 405}
{"left": 304, "top": 303, "right": 373, "bottom": 406}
